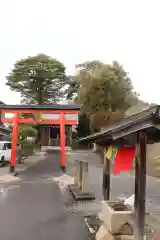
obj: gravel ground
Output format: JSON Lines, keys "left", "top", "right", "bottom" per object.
{"left": 67, "top": 150, "right": 160, "bottom": 238}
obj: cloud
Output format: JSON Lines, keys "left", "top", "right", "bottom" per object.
{"left": 0, "top": 0, "right": 159, "bottom": 104}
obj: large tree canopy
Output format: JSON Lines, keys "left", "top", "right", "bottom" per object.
{"left": 66, "top": 61, "right": 104, "bottom": 100}
{"left": 6, "top": 54, "right": 67, "bottom": 104}
{"left": 67, "top": 60, "right": 138, "bottom": 132}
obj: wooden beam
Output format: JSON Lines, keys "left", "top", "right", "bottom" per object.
{"left": 134, "top": 130, "right": 147, "bottom": 239}
{"left": 1, "top": 118, "right": 78, "bottom": 125}
{"left": 1, "top": 109, "right": 79, "bottom": 114}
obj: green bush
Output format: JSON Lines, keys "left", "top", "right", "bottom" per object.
{"left": 17, "top": 139, "right": 36, "bottom": 162}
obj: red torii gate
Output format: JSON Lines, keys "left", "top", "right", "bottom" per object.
{"left": 0, "top": 104, "right": 81, "bottom": 173}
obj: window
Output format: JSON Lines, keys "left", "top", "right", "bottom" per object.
{"left": 7, "top": 143, "right": 12, "bottom": 149}
{"left": 0, "top": 143, "right": 4, "bottom": 150}
{"left": 3, "top": 143, "right": 12, "bottom": 150}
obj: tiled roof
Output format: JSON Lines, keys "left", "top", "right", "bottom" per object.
{"left": 0, "top": 104, "right": 81, "bottom": 111}
{"left": 79, "top": 105, "right": 160, "bottom": 145}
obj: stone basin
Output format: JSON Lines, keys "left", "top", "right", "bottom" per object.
{"left": 100, "top": 201, "right": 133, "bottom": 235}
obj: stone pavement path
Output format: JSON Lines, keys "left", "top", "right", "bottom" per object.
{"left": 0, "top": 152, "right": 91, "bottom": 240}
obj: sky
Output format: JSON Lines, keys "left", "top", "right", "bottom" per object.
{"left": 0, "top": 0, "right": 159, "bottom": 104}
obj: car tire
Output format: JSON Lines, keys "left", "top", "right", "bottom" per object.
{"left": 1, "top": 156, "right": 5, "bottom": 167}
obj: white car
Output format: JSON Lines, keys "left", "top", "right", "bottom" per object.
{"left": 0, "top": 141, "right": 12, "bottom": 165}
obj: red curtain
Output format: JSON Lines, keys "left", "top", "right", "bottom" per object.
{"left": 113, "top": 147, "right": 136, "bottom": 174}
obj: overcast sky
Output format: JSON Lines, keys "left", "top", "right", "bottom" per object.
{"left": 0, "top": 0, "right": 159, "bottom": 104}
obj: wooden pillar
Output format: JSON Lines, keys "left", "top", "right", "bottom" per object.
{"left": 134, "top": 141, "right": 139, "bottom": 219}
{"left": 69, "top": 126, "right": 72, "bottom": 148}
{"left": 102, "top": 149, "right": 110, "bottom": 200}
{"left": 60, "top": 112, "right": 66, "bottom": 172}
{"left": 10, "top": 113, "right": 18, "bottom": 173}
{"left": 48, "top": 127, "right": 51, "bottom": 146}
{"left": 134, "top": 130, "right": 147, "bottom": 239}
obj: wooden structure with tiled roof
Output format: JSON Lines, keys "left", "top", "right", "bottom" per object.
{"left": 80, "top": 105, "right": 160, "bottom": 239}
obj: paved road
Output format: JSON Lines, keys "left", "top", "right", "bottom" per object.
{"left": 0, "top": 152, "right": 91, "bottom": 240}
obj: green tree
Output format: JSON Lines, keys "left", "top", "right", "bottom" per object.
{"left": 66, "top": 61, "right": 104, "bottom": 100}
{"left": 76, "top": 113, "right": 91, "bottom": 138}
{"left": 18, "top": 125, "right": 37, "bottom": 141}
{"left": 68, "top": 60, "right": 138, "bottom": 132}
{"left": 17, "top": 124, "right": 38, "bottom": 162}
{"left": 6, "top": 54, "right": 67, "bottom": 145}
{"left": 66, "top": 75, "right": 80, "bottom": 100}
{"left": 6, "top": 54, "right": 67, "bottom": 104}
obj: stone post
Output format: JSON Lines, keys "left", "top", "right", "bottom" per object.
{"left": 75, "top": 160, "right": 82, "bottom": 188}
{"left": 81, "top": 161, "right": 88, "bottom": 193}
